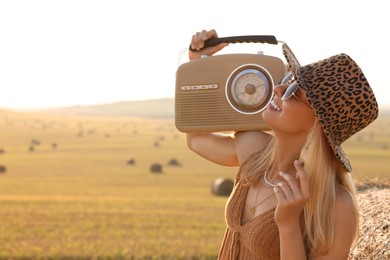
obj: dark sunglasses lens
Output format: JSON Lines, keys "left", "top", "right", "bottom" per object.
{"left": 280, "top": 72, "right": 293, "bottom": 85}
{"left": 281, "top": 82, "right": 298, "bottom": 100}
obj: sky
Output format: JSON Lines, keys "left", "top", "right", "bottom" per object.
{"left": 0, "top": 0, "right": 389, "bottom": 110}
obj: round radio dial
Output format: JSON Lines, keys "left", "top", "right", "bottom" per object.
{"left": 226, "top": 65, "right": 273, "bottom": 114}
{"left": 232, "top": 72, "right": 267, "bottom": 108}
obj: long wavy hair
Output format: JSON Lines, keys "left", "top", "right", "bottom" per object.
{"left": 239, "top": 120, "right": 359, "bottom": 256}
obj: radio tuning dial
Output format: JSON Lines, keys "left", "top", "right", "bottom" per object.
{"left": 226, "top": 65, "right": 273, "bottom": 114}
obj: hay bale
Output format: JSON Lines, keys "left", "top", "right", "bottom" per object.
{"left": 127, "top": 158, "right": 135, "bottom": 165}
{"left": 168, "top": 158, "right": 181, "bottom": 167}
{"left": 0, "top": 165, "right": 6, "bottom": 173}
{"left": 31, "top": 139, "right": 41, "bottom": 146}
{"left": 211, "top": 177, "right": 234, "bottom": 196}
{"left": 348, "top": 185, "right": 390, "bottom": 259}
{"left": 150, "top": 163, "right": 162, "bottom": 174}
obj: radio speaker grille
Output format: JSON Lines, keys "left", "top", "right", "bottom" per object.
{"left": 175, "top": 89, "right": 269, "bottom": 132}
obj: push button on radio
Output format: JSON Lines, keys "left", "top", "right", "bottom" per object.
{"left": 181, "top": 84, "right": 219, "bottom": 91}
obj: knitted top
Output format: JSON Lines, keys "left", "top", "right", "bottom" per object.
{"left": 218, "top": 150, "right": 280, "bottom": 260}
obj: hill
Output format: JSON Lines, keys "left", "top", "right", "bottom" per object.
{"left": 4, "top": 98, "right": 390, "bottom": 119}
{"left": 45, "top": 98, "right": 175, "bottom": 118}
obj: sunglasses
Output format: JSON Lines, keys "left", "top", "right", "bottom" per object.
{"left": 279, "top": 72, "right": 311, "bottom": 108}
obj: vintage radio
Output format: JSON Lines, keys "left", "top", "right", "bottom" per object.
{"left": 175, "top": 36, "right": 287, "bottom": 133}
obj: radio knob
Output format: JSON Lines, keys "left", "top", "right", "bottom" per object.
{"left": 245, "top": 84, "right": 256, "bottom": 95}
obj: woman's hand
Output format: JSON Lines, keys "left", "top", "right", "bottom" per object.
{"left": 273, "top": 160, "right": 310, "bottom": 227}
{"left": 188, "top": 29, "right": 228, "bottom": 60}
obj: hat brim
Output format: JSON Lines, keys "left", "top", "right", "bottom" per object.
{"left": 282, "top": 43, "right": 352, "bottom": 172}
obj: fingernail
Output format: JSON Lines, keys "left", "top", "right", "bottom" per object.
{"left": 294, "top": 160, "right": 301, "bottom": 166}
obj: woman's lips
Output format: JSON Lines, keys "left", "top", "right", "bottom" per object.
{"left": 270, "top": 99, "right": 281, "bottom": 111}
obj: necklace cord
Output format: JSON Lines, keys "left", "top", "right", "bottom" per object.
{"left": 263, "top": 168, "right": 277, "bottom": 188}
{"left": 250, "top": 169, "right": 276, "bottom": 215}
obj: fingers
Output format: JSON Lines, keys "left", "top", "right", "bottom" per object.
{"left": 273, "top": 161, "right": 310, "bottom": 225}
{"left": 279, "top": 172, "right": 301, "bottom": 196}
{"left": 273, "top": 183, "right": 287, "bottom": 201}
{"left": 189, "top": 29, "right": 228, "bottom": 61}
{"left": 294, "top": 160, "right": 309, "bottom": 198}
{"left": 273, "top": 160, "right": 310, "bottom": 203}
{"left": 191, "top": 29, "right": 218, "bottom": 51}
{"left": 273, "top": 177, "right": 292, "bottom": 204}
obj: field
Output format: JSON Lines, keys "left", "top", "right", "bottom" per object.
{"left": 0, "top": 109, "right": 389, "bottom": 259}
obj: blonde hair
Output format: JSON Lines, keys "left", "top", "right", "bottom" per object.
{"left": 240, "top": 120, "right": 359, "bottom": 256}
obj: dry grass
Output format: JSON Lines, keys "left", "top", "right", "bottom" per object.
{"left": 0, "top": 110, "right": 389, "bottom": 259}
{"left": 349, "top": 180, "right": 390, "bottom": 260}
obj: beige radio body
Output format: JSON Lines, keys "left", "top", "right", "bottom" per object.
{"left": 175, "top": 53, "right": 287, "bottom": 133}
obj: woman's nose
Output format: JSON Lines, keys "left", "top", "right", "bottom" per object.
{"left": 273, "top": 84, "right": 286, "bottom": 98}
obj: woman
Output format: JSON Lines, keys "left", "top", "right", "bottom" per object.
{"left": 186, "top": 29, "right": 379, "bottom": 259}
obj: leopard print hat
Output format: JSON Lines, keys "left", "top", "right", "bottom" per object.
{"left": 282, "top": 43, "right": 379, "bottom": 172}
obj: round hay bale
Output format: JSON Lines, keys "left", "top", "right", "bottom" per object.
{"left": 0, "top": 165, "right": 6, "bottom": 174}
{"left": 150, "top": 163, "right": 162, "bottom": 174}
{"left": 168, "top": 158, "right": 181, "bottom": 167}
{"left": 211, "top": 177, "right": 234, "bottom": 196}
{"left": 127, "top": 158, "right": 135, "bottom": 165}
{"left": 31, "top": 139, "right": 41, "bottom": 146}
{"left": 349, "top": 186, "right": 390, "bottom": 259}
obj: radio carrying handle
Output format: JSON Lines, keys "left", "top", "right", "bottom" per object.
{"left": 189, "top": 35, "right": 279, "bottom": 52}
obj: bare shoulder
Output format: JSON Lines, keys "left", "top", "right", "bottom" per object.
{"left": 335, "top": 186, "right": 356, "bottom": 215}
{"left": 332, "top": 187, "right": 357, "bottom": 256}
{"left": 234, "top": 131, "right": 272, "bottom": 164}
{"left": 312, "top": 187, "right": 357, "bottom": 259}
